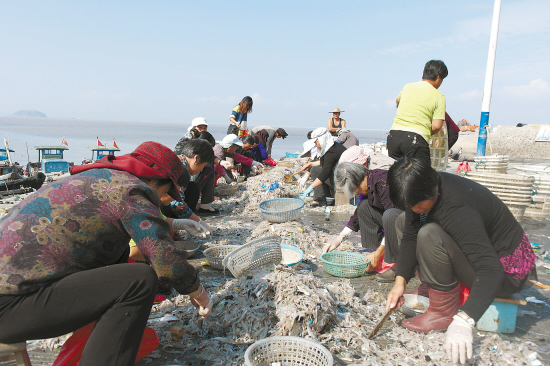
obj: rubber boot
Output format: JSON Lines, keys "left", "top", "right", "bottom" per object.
{"left": 401, "top": 285, "right": 460, "bottom": 333}
{"left": 405, "top": 271, "right": 430, "bottom": 298}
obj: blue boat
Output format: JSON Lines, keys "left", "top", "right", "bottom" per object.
{"left": 87, "top": 146, "right": 120, "bottom": 162}
{"left": 34, "top": 145, "right": 71, "bottom": 174}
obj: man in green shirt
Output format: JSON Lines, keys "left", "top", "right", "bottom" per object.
{"left": 387, "top": 60, "right": 448, "bottom": 165}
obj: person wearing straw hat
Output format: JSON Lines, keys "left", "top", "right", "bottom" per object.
{"left": 385, "top": 156, "right": 536, "bottom": 365}
{"left": 328, "top": 108, "right": 346, "bottom": 136}
{"left": 0, "top": 141, "right": 213, "bottom": 366}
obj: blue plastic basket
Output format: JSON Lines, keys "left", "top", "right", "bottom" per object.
{"left": 321, "top": 252, "right": 369, "bottom": 278}
{"left": 285, "top": 152, "right": 300, "bottom": 158}
{"left": 258, "top": 198, "right": 304, "bottom": 223}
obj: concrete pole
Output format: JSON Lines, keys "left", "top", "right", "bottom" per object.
{"left": 477, "top": 0, "right": 502, "bottom": 157}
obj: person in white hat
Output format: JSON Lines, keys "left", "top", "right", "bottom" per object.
{"left": 328, "top": 108, "right": 346, "bottom": 136}
{"left": 174, "top": 117, "right": 209, "bottom": 155}
{"left": 213, "top": 134, "right": 263, "bottom": 179}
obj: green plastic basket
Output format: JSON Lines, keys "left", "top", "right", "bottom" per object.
{"left": 321, "top": 252, "right": 369, "bottom": 278}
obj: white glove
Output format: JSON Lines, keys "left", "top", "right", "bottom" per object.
{"left": 251, "top": 165, "right": 259, "bottom": 173}
{"left": 191, "top": 297, "right": 213, "bottom": 320}
{"left": 220, "top": 160, "right": 233, "bottom": 169}
{"left": 298, "top": 174, "right": 309, "bottom": 190}
{"left": 171, "top": 219, "right": 208, "bottom": 237}
{"left": 252, "top": 160, "right": 263, "bottom": 167}
{"left": 446, "top": 315, "right": 473, "bottom": 364}
{"left": 322, "top": 227, "right": 352, "bottom": 253}
{"left": 232, "top": 171, "right": 240, "bottom": 179}
{"left": 198, "top": 219, "right": 212, "bottom": 235}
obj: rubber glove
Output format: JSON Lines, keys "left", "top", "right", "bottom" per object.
{"left": 190, "top": 287, "right": 213, "bottom": 320}
{"left": 300, "top": 185, "right": 314, "bottom": 200}
{"left": 297, "top": 174, "right": 309, "bottom": 190}
{"left": 198, "top": 219, "right": 212, "bottom": 235}
{"left": 322, "top": 227, "right": 353, "bottom": 253}
{"left": 223, "top": 174, "right": 233, "bottom": 184}
{"left": 220, "top": 160, "right": 233, "bottom": 169}
{"left": 171, "top": 219, "right": 208, "bottom": 237}
{"left": 252, "top": 161, "right": 263, "bottom": 167}
{"left": 251, "top": 165, "right": 259, "bottom": 173}
{"left": 446, "top": 315, "right": 473, "bottom": 364}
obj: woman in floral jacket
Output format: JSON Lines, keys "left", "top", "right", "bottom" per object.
{"left": 0, "top": 141, "right": 212, "bottom": 366}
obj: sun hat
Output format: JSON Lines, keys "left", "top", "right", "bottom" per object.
{"left": 191, "top": 117, "right": 208, "bottom": 127}
{"left": 221, "top": 134, "right": 243, "bottom": 148}
{"left": 329, "top": 108, "right": 344, "bottom": 113}
{"left": 130, "top": 141, "right": 185, "bottom": 202}
{"left": 338, "top": 146, "right": 369, "bottom": 166}
{"left": 276, "top": 128, "right": 288, "bottom": 139}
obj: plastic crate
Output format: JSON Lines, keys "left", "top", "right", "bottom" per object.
{"left": 259, "top": 198, "right": 304, "bottom": 223}
{"left": 245, "top": 336, "right": 333, "bottom": 366}
{"left": 321, "top": 252, "right": 369, "bottom": 278}
{"left": 222, "top": 236, "right": 282, "bottom": 277}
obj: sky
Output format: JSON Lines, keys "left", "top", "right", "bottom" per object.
{"left": 0, "top": 0, "right": 549, "bottom": 129}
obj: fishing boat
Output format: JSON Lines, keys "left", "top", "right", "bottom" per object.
{"left": 87, "top": 146, "right": 120, "bottom": 162}
{"left": 34, "top": 145, "right": 71, "bottom": 174}
{"left": 0, "top": 142, "right": 46, "bottom": 195}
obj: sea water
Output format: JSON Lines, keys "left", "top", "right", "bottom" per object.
{"left": 0, "top": 117, "right": 387, "bottom": 165}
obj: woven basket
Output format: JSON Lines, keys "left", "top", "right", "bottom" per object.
{"left": 222, "top": 236, "right": 282, "bottom": 278}
{"left": 259, "top": 198, "right": 304, "bottom": 223}
{"left": 244, "top": 336, "right": 333, "bottom": 366}
{"left": 321, "top": 252, "right": 369, "bottom": 278}
{"left": 216, "top": 185, "right": 239, "bottom": 196}
{"left": 203, "top": 245, "right": 240, "bottom": 270}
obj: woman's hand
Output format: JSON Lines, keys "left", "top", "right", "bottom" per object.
{"left": 190, "top": 287, "right": 213, "bottom": 320}
{"left": 385, "top": 277, "right": 406, "bottom": 311}
{"left": 301, "top": 162, "right": 311, "bottom": 171}
{"left": 364, "top": 246, "right": 384, "bottom": 273}
{"left": 171, "top": 219, "right": 209, "bottom": 237}
{"left": 322, "top": 237, "right": 341, "bottom": 253}
{"left": 446, "top": 315, "right": 473, "bottom": 364}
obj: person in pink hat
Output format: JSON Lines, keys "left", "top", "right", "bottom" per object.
{"left": 323, "top": 147, "right": 402, "bottom": 281}
{"left": 0, "top": 141, "right": 213, "bottom": 366}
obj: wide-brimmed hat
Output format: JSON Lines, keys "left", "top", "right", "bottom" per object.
{"left": 191, "top": 117, "right": 208, "bottom": 127}
{"left": 329, "top": 108, "right": 344, "bottom": 113}
{"left": 338, "top": 146, "right": 369, "bottom": 166}
{"left": 131, "top": 141, "right": 184, "bottom": 202}
{"left": 221, "top": 134, "right": 243, "bottom": 148}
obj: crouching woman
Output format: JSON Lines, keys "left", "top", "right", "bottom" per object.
{"left": 385, "top": 157, "right": 536, "bottom": 364}
{"left": 0, "top": 141, "right": 212, "bottom": 366}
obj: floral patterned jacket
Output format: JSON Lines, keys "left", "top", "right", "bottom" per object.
{"left": 0, "top": 169, "right": 200, "bottom": 295}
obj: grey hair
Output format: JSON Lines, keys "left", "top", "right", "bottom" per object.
{"left": 334, "top": 162, "right": 368, "bottom": 199}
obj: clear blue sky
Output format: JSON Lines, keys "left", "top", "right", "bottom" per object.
{"left": 1, "top": 0, "right": 548, "bottom": 129}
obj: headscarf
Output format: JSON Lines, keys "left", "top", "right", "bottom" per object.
{"left": 254, "top": 129, "right": 269, "bottom": 147}
{"left": 70, "top": 141, "right": 184, "bottom": 202}
{"left": 310, "top": 127, "right": 334, "bottom": 156}
{"left": 338, "top": 146, "right": 369, "bottom": 165}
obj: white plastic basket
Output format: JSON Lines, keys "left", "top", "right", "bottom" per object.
{"left": 429, "top": 123, "right": 448, "bottom": 171}
{"left": 203, "top": 245, "right": 240, "bottom": 270}
{"left": 244, "top": 336, "right": 333, "bottom": 366}
{"left": 222, "top": 236, "right": 282, "bottom": 278}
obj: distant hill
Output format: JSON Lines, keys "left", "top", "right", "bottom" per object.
{"left": 12, "top": 110, "right": 47, "bottom": 118}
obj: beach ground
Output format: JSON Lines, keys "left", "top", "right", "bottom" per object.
{"left": 5, "top": 160, "right": 550, "bottom": 365}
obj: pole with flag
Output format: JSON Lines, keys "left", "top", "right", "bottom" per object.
{"left": 62, "top": 136, "right": 68, "bottom": 146}
{"left": 113, "top": 137, "right": 119, "bottom": 149}
{"left": 476, "top": 0, "right": 502, "bottom": 157}
{"left": 97, "top": 137, "right": 105, "bottom": 147}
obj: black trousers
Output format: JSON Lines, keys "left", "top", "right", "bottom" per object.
{"left": 184, "top": 166, "right": 216, "bottom": 211}
{"left": 387, "top": 130, "right": 431, "bottom": 166}
{"left": 356, "top": 202, "right": 402, "bottom": 263}
{"left": 393, "top": 214, "right": 527, "bottom": 295}
{"left": 310, "top": 166, "right": 333, "bottom": 202}
{"left": 0, "top": 264, "right": 158, "bottom": 366}
{"left": 240, "top": 150, "right": 254, "bottom": 177}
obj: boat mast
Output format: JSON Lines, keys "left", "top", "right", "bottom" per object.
{"left": 476, "top": 0, "right": 502, "bottom": 157}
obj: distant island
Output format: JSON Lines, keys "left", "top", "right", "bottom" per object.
{"left": 12, "top": 110, "right": 47, "bottom": 118}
